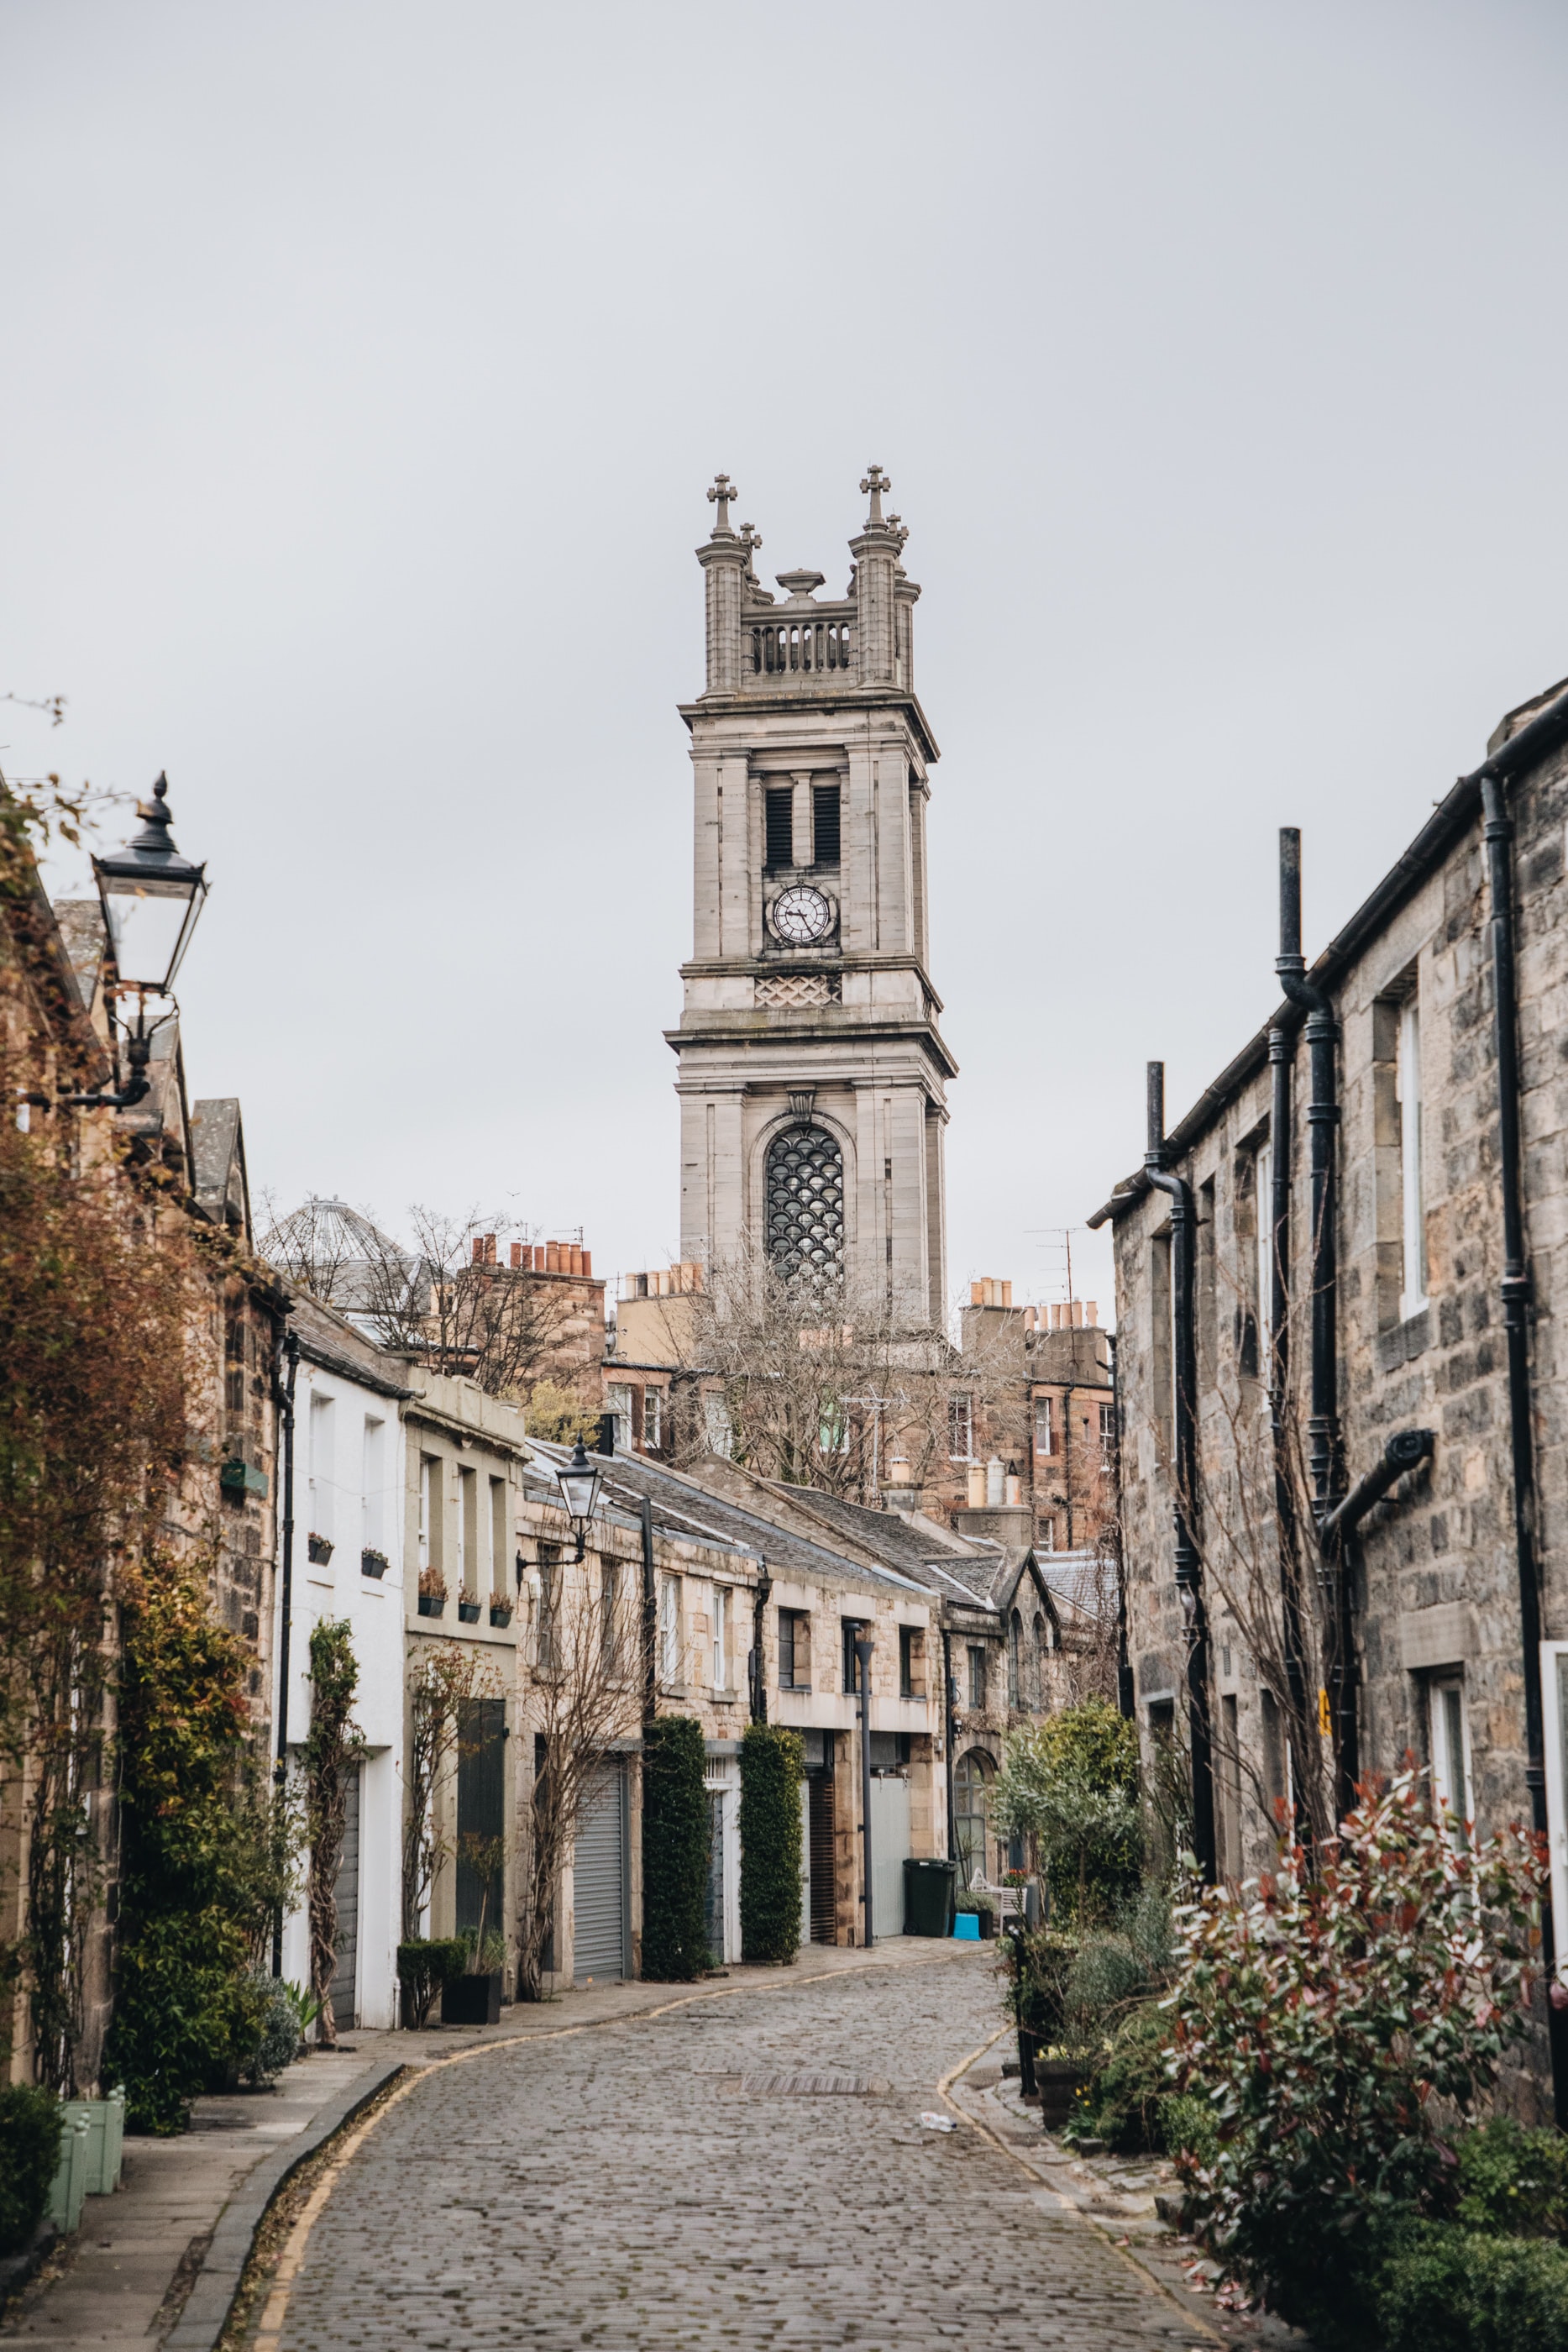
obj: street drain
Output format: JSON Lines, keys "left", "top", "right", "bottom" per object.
{"left": 719, "top": 2069, "right": 889, "bottom": 2097}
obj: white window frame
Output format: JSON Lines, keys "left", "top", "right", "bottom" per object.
{"left": 1428, "top": 1674, "right": 1473, "bottom": 1845}
{"left": 1398, "top": 995, "right": 1427, "bottom": 1320}
{"left": 606, "top": 1382, "right": 635, "bottom": 1452}
{"left": 949, "top": 1394, "right": 973, "bottom": 1463}
{"left": 361, "top": 1415, "right": 384, "bottom": 1557}
{"left": 643, "top": 1385, "right": 663, "bottom": 1450}
{"left": 1256, "top": 1139, "right": 1274, "bottom": 1360}
{"left": 1542, "top": 1642, "right": 1568, "bottom": 1999}
{"left": 712, "top": 1584, "right": 729, "bottom": 1692}
{"left": 1033, "top": 1395, "right": 1054, "bottom": 1457}
{"left": 659, "top": 1573, "right": 683, "bottom": 1686}
{"left": 308, "top": 1389, "right": 334, "bottom": 1552}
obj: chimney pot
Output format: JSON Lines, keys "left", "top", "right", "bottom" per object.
{"left": 510, "top": 1242, "right": 522, "bottom": 1269}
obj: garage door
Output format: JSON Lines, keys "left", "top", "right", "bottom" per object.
{"left": 329, "top": 1764, "right": 360, "bottom": 2030}
{"left": 869, "top": 1774, "right": 910, "bottom": 1940}
{"left": 574, "top": 1761, "right": 627, "bottom": 1982}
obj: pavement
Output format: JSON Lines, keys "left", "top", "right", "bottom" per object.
{"left": 5, "top": 1940, "right": 1311, "bottom": 2351}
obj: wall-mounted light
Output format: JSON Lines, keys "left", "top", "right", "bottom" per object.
{"left": 555, "top": 1439, "right": 603, "bottom": 1562}
{"left": 63, "top": 775, "right": 208, "bottom": 1110}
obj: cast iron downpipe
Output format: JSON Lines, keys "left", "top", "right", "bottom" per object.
{"left": 1146, "top": 1062, "right": 1217, "bottom": 1882}
{"left": 1106, "top": 1331, "right": 1135, "bottom": 1718}
{"left": 1319, "top": 1429, "right": 1435, "bottom": 1551}
{"left": 640, "top": 1496, "right": 658, "bottom": 1732}
{"left": 748, "top": 1565, "right": 773, "bottom": 1725}
{"left": 1480, "top": 773, "right": 1568, "bottom": 2124}
{"left": 1277, "top": 832, "right": 1356, "bottom": 1808}
{"left": 942, "top": 1629, "right": 959, "bottom": 1859}
{"left": 855, "top": 1632, "right": 876, "bottom": 1943}
{"left": 1269, "top": 833, "right": 1313, "bottom": 1796}
{"left": 270, "top": 1328, "right": 299, "bottom": 1977}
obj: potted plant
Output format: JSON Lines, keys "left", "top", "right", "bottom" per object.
{"left": 396, "top": 1938, "right": 466, "bottom": 2028}
{"left": 417, "top": 1569, "right": 447, "bottom": 1619}
{"left": 360, "top": 1546, "right": 389, "bottom": 1579}
{"left": 457, "top": 1587, "right": 481, "bottom": 1624}
{"left": 441, "top": 1844, "right": 506, "bottom": 2025}
{"left": 488, "top": 1595, "right": 513, "bottom": 1628}
{"left": 307, "top": 1532, "right": 334, "bottom": 1566}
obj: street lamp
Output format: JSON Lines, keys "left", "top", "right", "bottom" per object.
{"left": 555, "top": 1438, "right": 604, "bottom": 1562}
{"left": 66, "top": 775, "right": 208, "bottom": 1109}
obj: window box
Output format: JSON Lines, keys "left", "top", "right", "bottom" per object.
{"left": 458, "top": 1593, "right": 481, "bottom": 1624}
{"left": 220, "top": 1457, "right": 267, "bottom": 1499}
{"left": 361, "top": 1548, "right": 389, "bottom": 1579}
{"left": 489, "top": 1599, "right": 514, "bottom": 1628}
{"left": 307, "top": 1533, "right": 334, "bottom": 1567}
{"left": 417, "top": 1571, "right": 447, "bottom": 1619}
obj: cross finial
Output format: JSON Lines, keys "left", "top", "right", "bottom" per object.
{"left": 886, "top": 512, "right": 908, "bottom": 552}
{"left": 707, "top": 472, "right": 738, "bottom": 534}
{"left": 738, "top": 522, "right": 762, "bottom": 578}
{"left": 860, "top": 463, "right": 891, "bottom": 525}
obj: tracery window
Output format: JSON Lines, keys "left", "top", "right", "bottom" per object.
{"left": 765, "top": 1125, "right": 845, "bottom": 1290}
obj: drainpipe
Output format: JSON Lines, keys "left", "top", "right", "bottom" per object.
{"left": 1106, "top": 1331, "right": 1134, "bottom": 1718}
{"left": 942, "top": 1628, "right": 958, "bottom": 1858}
{"left": 748, "top": 1564, "right": 772, "bottom": 1725}
{"left": 640, "top": 1497, "right": 657, "bottom": 1733}
{"left": 1319, "top": 1430, "right": 1434, "bottom": 1550}
{"left": 1270, "top": 832, "right": 1313, "bottom": 1802}
{"left": 270, "top": 1328, "right": 299, "bottom": 1977}
{"left": 855, "top": 1632, "right": 876, "bottom": 1944}
{"left": 1061, "top": 1378, "right": 1075, "bottom": 1550}
{"left": 1146, "top": 1062, "right": 1217, "bottom": 1882}
{"left": 1481, "top": 773, "right": 1568, "bottom": 2124}
{"left": 1277, "top": 832, "right": 1354, "bottom": 1809}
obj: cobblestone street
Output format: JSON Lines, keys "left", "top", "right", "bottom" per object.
{"left": 263, "top": 1949, "right": 1215, "bottom": 2352}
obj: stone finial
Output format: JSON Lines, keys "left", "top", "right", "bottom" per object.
{"left": 886, "top": 512, "right": 909, "bottom": 550}
{"left": 707, "top": 472, "right": 738, "bottom": 534}
{"left": 739, "top": 522, "right": 762, "bottom": 578}
{"left": 860, "top": 463, "right": 892, "bottom": 526}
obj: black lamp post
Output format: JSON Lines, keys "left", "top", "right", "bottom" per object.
{"left": 64, "top": 774, "right": 207, "bottom": 1109}
{"left": 556, "top": 1438, "right": 604, "bottom": 1562}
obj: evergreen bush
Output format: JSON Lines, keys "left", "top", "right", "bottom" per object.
{"left": 1366, "top": 2221, "right": 1568, "bottom": 2352}
{"left": 0, "top": 2084, "right": 62, "bottom": 2255}
{"left": 641, "top": 1714, "right": 709, "bottom": 1981}
{"left": 1450, "top": 2115, "right": 1568, "bottom": 2239}
{"left": 396, "top": 1939, "right": 466, "bottom": 2027}
{"left": 991, "top": 1698, "right": 1141, "bottom": 1925}
{"left": 738, "top": 1724, "right": 804, "bottom": 1966}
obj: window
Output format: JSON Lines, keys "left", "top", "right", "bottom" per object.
{"left": 1398, "top": 996, "right": 1427, "bottom": 1318}
{"left": 1256, "top": 1137, "right": 1274, "bottom": 1366}
{"left": 1151, "top": 1231, "right": 1174, "bottom": 1457}
{"left": 712, "top": 1584, "right": 730, "bottom": 1691}
{"left": 490, "top": 1478, "right": 508, "bottom": 1594}
{"left": 1429, "top": 1679, "right": 1471, "bottom": 1845}
{"left": 949, "top": 1394, "right": 973, "bottom": 1462}
{"left": 537, "top": 1545, "right": 559, "bottom": 1672}
{"left": 842, "top": 1620, "right": 865, "bottom": 1695}
{"left": 778, "top": 1609, "right": 810, "bottom": 1690}
{"left": 811, "top": 781, "right": 841, "bottom": 866}
{"left": 1039, "top": 1515, "right": 1057, "bottom": 1552}
{"left": 361, "top": 1416, "right": 384, "bottom": 1557}
{"left": 606, "top": 1383, "right": 635, "bottom": 1452}
{"left": 764, "top": 785, "right": 794, "bottom": 870}
{"left": 458, "top": 1466, "right": 479, "bottom": 1591}
{"left": 967, "top": 1646, "right": 987, "bottom": 1711}
{"left": 819, "top": 1399, "right": 849, "bottom": 1456}
{"left": 1034, "top": 1614, "right": 1049, "bottom": 1681}
{"left": 308, "top": 1393, "right": 334, "bottom": 1553}
{"left": 1220, "top": 1692, "right": 1243, "bottom": 1880}
{"left": 600, "top": 1558, "right": 619, "bottom": 1665}
{"left": 954, "top": 1750, "right": 993, "bottom": 1887}
{"left": 643, "top": 1386, "right": 663, "bottom": 1451}
{"left": 1098, "top": 1402, "right": 1114, "bottom": 1463}
{"left": 1033, "top": 1396, "right": 1055, "bottom": 1457}
{"left": 1009, "top": 1611, "right": 1022, "bottom": 1707}
{"left": 765, "top": 1128, "right": 845, "bottom": 1294}
{"left": 899, "top": 1625, "right": 926, "bottom": 1699}
{"left": 418, "top": 1454, "right": 442, "bottom": 1574}
{"left": 703, "top": 1392, "right": 733, "bottom": 1457}
{"left": 659, "top": 1574, "right": 683, "bottom": 1685}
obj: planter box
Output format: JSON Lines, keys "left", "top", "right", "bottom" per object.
{"left": 457, "top": 1602, "right": 481, "bottom": 1624}
{"left": 440, "top": 1971, "right": 501, "bottom": 2026}
{"left": 46, "top": 2115, "right": 90, "bottom": 2235}
{"left": 1034, "top": 2056, "right": 1086, "bottom": 2130}
{"left": 360, "top": 1550, "right": 388, "bottom": 1579}
{"left": 307, "top": 1535, "right": 334, "bottom": 1566}
{"left": 417, "top": 1593, "right": 446, "bottom": 1618}
{"left": 61, "top": 2091, "right": 123, "bottom": 2196}
{"left": 489, "top": 1604, "right": 513, "bottom": 1628}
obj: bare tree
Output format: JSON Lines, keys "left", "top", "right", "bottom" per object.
{"left": 517, "top": 1547, "right": 643, "bottom": 2000}
{"left": 401, "top": 1643, "right": 504, "bottom": 1941}
{"left": 261, "top": 1198, "right": 576, "bottom": 1401}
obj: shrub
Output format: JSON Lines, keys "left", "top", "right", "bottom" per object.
{"left": 641, "top": 1715, "right": 710, "bottom": 1981}
{"left": 396, "top": 1939, "right": 466, "bottom": 2027}
{"left": 1168, "top": 1767, "right": 1547, "bottom": 2325}
{"left": 1366, "top": 2219, "right": 1568, "bottom": 2352}
{"left": 1451, "top": 2115, "right": 1568, "bottom": 2240}
{"left": 991, "top": 1698, "right": 1141, "bottom": 1925}
{"left": 738, "top": 1725, "right": 804, "bottom": 1966}
{"left": 244, "top": 1973, "right": 303, "bottom": 2083}
{"left": 0, "top": 2084, "right": 62, "bottom": 2255}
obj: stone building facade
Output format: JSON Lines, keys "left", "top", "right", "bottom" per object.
{"left": 1093, "top": 675, "right": 1568, "bottom": 2118}
{"left": 671, "top": 468, "right": 954, "bottom": 1324}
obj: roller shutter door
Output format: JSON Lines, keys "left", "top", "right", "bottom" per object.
{"left": 329, "top": 1764, "right": 360, "bottom": 2030}
{"left": 574, "top": 1761, "right": 627, "bottom": 1982}
{"left": 869, "top": 1774, "right": 910, "bottom": 1940}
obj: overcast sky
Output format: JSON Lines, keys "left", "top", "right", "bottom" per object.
{"left": 6, "top": 2, "right": 1568, "bottom": 1326}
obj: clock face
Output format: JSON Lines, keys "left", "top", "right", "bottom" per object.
{"left": 771, "top": 885, "right": 835, "bottom": 946}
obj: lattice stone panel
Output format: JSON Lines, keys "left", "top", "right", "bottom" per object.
{"left": 765, "top": 1126, "right": 846, "bottom": 1288}
{"left": 755, "top": 971, "right": 842, "bottom": 1006}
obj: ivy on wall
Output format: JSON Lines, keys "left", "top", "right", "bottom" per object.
{"left": 640, "top": 1714, "right": 709, "bottom": 1982}
{"left": 305, "top": 1620, "right": 364, "bottom": 2048}
{"left": 738, "top": 1724, "right": 805, "bottom": 1966}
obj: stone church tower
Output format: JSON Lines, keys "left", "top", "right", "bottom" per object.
{"left": 669, "top": 467, "right": 954, "bottom": 1323}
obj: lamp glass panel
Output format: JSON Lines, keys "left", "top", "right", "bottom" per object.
{"left": 102, "top": 874, "right": 202, "bottom": 991}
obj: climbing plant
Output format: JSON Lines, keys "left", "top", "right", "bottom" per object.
{"left": 641, "top": 1714, "right": 710, "bottom": 1982}
{"left": 304, "top": 1620, "right": 365, "bottom": 2048}
{"left": 738, "top": 1724, "right": 804, "bottom": 1966}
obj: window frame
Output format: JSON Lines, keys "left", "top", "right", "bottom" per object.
{"left": 1541, "top": 1641, "right": 1568, "bottom": 2003}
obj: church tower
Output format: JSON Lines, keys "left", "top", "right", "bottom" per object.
{"left": 669, "top": 466, "right": 954, "bottom": 1323}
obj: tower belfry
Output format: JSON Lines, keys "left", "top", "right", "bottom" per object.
{"left": 669, "top": 467, "right": 954, "bottom": 1322}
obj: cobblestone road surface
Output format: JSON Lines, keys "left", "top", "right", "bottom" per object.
{"left": 271, "top": 1950, "right": 1210, "bottom": 2351}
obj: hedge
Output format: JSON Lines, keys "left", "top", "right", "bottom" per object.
{"left": 641, "top": 1715, "right": 710, "bottom": 1981}
{"left": 738, "top": 1725, "right": 804, "bottom": 1966}
{"left": 0, "top": 2084, "right": 63, "bottom": 2255}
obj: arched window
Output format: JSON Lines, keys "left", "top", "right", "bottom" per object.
{"left": 1009, "top": 1609, "right": 1023, "bottom": 1707}
{"left": 765, "top": 1125, "right": 845, "bottom": 1292}
{"left": 954, "top": 1749, "right": 994, "bottom": 1888}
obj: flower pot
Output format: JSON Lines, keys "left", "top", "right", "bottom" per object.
{"left": 360, "top": 1549, "right": 388, "bottom": 1579}
{"left": 307, "top": 1535, "right": 333, "bottom": 1566}
{"left": 488, "top": 1604, "right": 513, "bottom": 1628}
{"left": 457, "top": 1602, "right": 481, "bottom": 1624}
{"left": 1034, "top": 2056, "right": 1087, "bottom": 2129}
{"left": 440, "top": 1970, "right": 502, "bottom": 2026}
{"left": 978, "top": 1908, "right": 998, "bottom": 1940}
{"left": 417, "top": 1593, "right": 445, "bottom": 1618}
